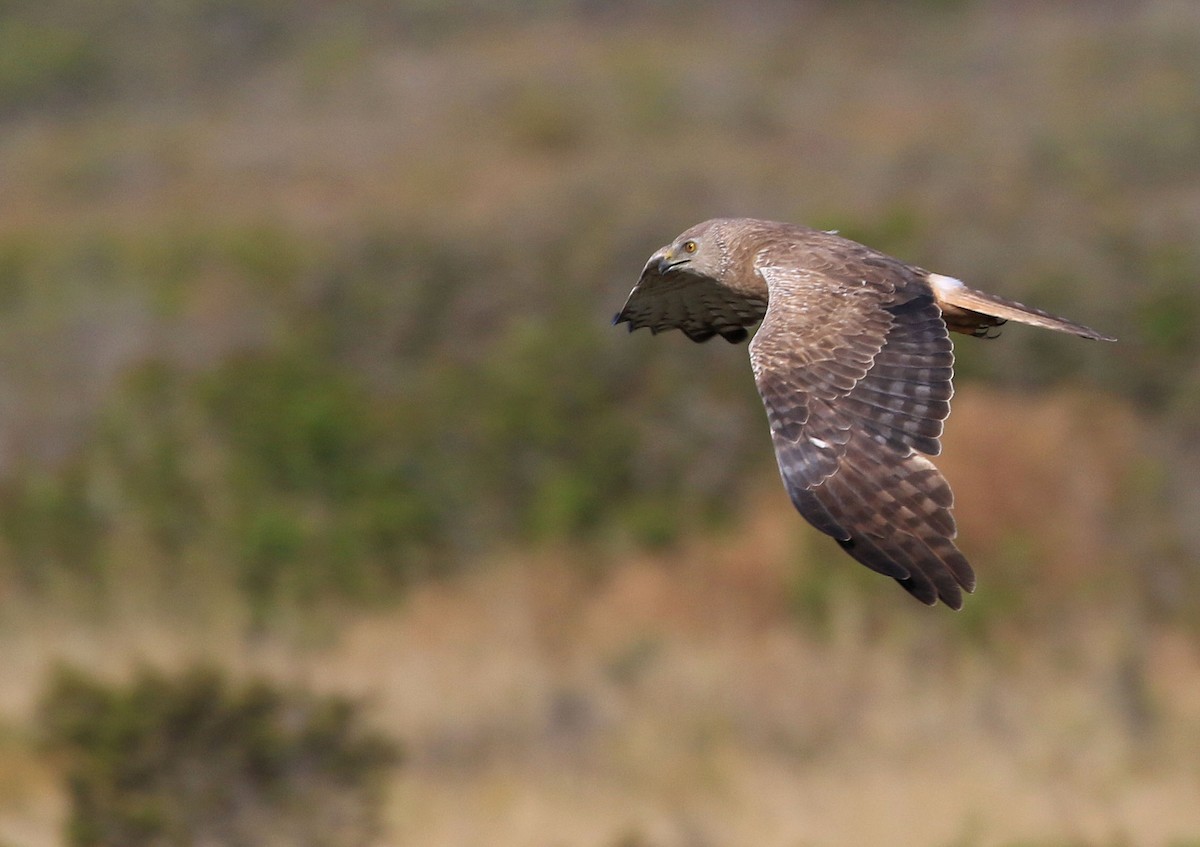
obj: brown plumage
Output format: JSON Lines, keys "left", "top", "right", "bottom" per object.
{"left": 613, "top": 218, "right": 1114, "bottom": 609}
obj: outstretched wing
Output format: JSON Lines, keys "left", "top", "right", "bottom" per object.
{"left": 750, "top": 266, "right": 974, "bottom": 608}
{"left": 613, "top": 258, "right": 767, "bottom": 344}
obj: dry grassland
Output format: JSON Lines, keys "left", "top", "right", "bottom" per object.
{"left": 1, "top": 391, "right": 1197, "bottom": 847}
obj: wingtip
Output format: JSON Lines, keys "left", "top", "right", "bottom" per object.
{"left": 612, "top": 312, "right": 639, "bottom": 333}
{"left": 905, "top": 582, "right": 939, "bottom": 606}
{"left": 942, "top": 576, "right": 976, "bottom": 611}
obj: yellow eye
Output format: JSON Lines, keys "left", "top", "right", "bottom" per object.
{"left": 683, "top": 240, "right": 698, "bottom": 253}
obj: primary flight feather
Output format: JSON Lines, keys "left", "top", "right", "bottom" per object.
{"left": 613, "top": 218, "right": 1114, "bottom": 609}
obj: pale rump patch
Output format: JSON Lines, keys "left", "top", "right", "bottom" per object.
{"left": 928, "top": 273, "right": 966, "bottom": 299}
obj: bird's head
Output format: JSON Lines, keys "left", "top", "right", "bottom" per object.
{"left": 648, "top": 219, "right": 729, "bottom": 279}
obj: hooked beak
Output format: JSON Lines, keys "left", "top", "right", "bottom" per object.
{"left": 651, "top": 249, "right": 689, "bottom": 275}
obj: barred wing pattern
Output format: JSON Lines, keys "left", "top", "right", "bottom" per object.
{"left": 614, "top": 260, "right": 768, "bottom": 343}
{"left": 750, "top": 271, "right": 974, "bottom": 608}
{"left": 614, "top": 216, "right": 1114, "bottom": 607}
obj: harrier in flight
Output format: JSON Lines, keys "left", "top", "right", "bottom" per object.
{"left": 614, "top": 218, "right": 1114, "bottom": 609}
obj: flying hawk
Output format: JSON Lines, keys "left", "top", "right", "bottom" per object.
{"left": 613, "top": 218, "right": 1114, "bottom": 609}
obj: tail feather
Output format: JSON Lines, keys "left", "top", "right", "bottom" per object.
{"left": 928, "top": 273, "right": 1116, "bottom": 342}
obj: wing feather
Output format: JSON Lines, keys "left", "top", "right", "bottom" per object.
{"left": 749, "top": 267, "right": 974, "bottom": 608}
{"left": 613, "top": 260, "right": 766, "bottom": 344}
{"left": 615, "top": 222, "right": 977, "bottom": 607}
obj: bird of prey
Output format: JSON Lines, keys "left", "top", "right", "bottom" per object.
{"left": 613, "top": 218, "right": 1114, "bottom": 609}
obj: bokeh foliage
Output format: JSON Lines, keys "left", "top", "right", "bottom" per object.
{"left": 0, "top": 4, "right": 1197, "bottom": 844}
{"left": 0, "top": 0, "right": 1197, "bottom": 627}
{"left": 40, "top": 665, "right": 399, "bottom": 847}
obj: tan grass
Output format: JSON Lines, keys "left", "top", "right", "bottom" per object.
{"left": 0, "top": 2, "right": 1197, "bottom": 843}
{"left": 2, "top": 389, "right": 1198, "bottom": 846}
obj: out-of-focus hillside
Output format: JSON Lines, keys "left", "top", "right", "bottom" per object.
{"left": 0, "top": 1, "right": 1199, "bottom": 845}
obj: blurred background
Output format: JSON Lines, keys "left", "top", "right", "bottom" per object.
{"left": 1, "top": 0, "right": 1199, "bottom": 844}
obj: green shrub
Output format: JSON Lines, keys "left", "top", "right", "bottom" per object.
{"left": 0, "top": 22, "right": 105, "bottom": 113}
{"left": 41, "top": 665, "right": 400, "bottom": 847}
{"left": 101, "top": 363, "right": 206, "bottom": 558}
{"left": 0, "top": 460, "right": 105, "bottom": 587}
{"left": 200, "top": 352, "right": 454, "bottom": 613}
{"left": 201, "top": 354, "right": 377, "bottom": 500}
